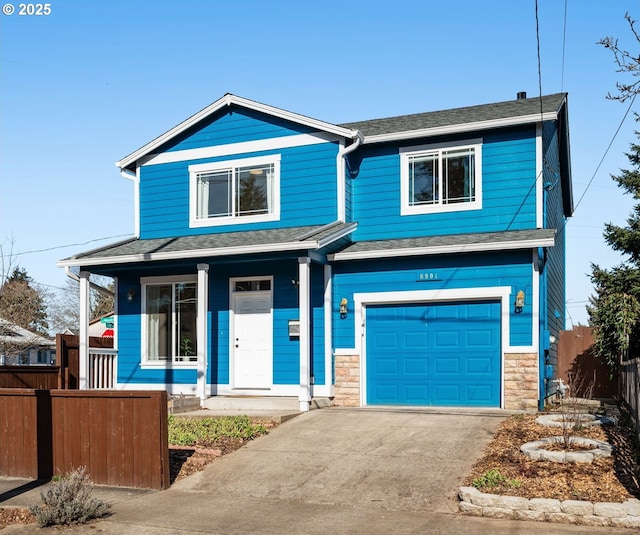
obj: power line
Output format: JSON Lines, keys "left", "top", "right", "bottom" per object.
{"left": 560, "top": 0, "right": 568, "bottom": 93}
{"left": 1, "top": 234, "right": 133, "bottom": 259}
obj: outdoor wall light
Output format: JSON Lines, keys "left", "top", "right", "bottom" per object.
{"left": 127, "top": 288, "right": 137, "bottom": 303}
{"left": 549, "top": 334, "right": 557, "bottom": 345}
{"left": 514, "top": 290, "right": 525, "bottom": 313}
{"left": 340, "top": 298, "right": 348, "bottom": 319}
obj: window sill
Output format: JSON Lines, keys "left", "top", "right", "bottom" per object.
{"left": 189, "top": 212, "right": 280, "bottom": 228}
{"left": 401, "top": 200, "right": 482, "bottom": 216}
{"left": 140, "top": 362, "right": 198, "bottom": 370}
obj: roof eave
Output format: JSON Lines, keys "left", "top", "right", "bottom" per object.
{"left": 56, "top": 223, "right": 357, "bottom": 269}
{"left": 362, "top": 112, "right": 559, "bottom": 144}
{"left": 329, "top": 236, "right": 556, "bottom": 261}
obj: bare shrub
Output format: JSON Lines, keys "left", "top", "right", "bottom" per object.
{"left": 29, "top": 467, "right": 111, "bottom": 527}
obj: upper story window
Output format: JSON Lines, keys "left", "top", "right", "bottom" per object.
{"left": 189, "top": 155, "right": 280, "bottom": 227}
{"left": 400, "top": 139, "right": 482, "bottom": 215}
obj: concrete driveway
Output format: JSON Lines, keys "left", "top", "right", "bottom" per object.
{"left": 172, "top": 406, "right": 503, "bottom": 514}
{"left": 3, "top": 407, "right": 637, "bottom": 534}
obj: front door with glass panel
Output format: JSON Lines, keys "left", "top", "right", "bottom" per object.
{"left": 231, "top": 278, "right": 273, "bottom": 389}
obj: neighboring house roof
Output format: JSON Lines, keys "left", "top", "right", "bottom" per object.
{"left": 329, "top": 229, "right": 556, "bottom": 261}
{"left": 59, "top": 222, "right": 356, "bottom": 268}
{"left": 0, "top": 316, "right": 55, "bottom": 348}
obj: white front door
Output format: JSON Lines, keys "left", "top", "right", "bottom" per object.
{"left": 231, "top": 279, "right": 273, "bottom": 389}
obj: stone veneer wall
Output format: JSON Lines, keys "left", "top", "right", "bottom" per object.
{"left": 333, "top": 353, "right": 360, "bottom": 407}
{"left": 332, "top": 352, "right": 539, "bottom": 410}
{"left": 504, "top": 352, "right": 539, "bottom": 411}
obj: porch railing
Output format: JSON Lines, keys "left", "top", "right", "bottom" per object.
{"left": 88, "top": 348, "right": 117, "bottom": 389}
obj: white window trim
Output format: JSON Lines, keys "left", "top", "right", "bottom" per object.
{"left": 400, "top": 138, "right": 482, "bottom": 215}
{"left": 189, "top": 154, "right": 281, "bottom": 228}
{"left": 140, "top": 274, "right": 198, "bottom": 369}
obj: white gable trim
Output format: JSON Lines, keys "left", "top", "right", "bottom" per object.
{"left": 141, "top": 132, "right": 341, "bottom": 167}
{"left": 117, "top": 94, "right": 358, "bottom": 171}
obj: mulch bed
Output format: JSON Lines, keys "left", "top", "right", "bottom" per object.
{"left": 464, "top": 412, "right": 640, "bottom": 503}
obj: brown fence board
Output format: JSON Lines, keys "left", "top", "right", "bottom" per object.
{"left": 557, "top": 326, "right": 616, "bottom": 398}
{"left": 1, "top": 389, "right": 169, "bottom": 490}
{"left": 0, "top": 366, "right": 60, "bottom": 389}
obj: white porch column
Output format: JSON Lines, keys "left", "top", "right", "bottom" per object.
{"left": 324, "top": 264, "right": 334, "bottom": 397}
{"left": 196, "top": 263, "right": 209, "bottom": 406}
{"left": 298, "top": 257, "right": 311, "bottom": 412}
{"left": 78, "top": 271, "right": 90, "bottom": 390}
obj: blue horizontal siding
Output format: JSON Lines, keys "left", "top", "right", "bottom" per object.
{"left": 332, "top": 251, "right": 534, "bottom": 350}
{"left": 351, "top": 127, "right": 538, "bottom": 240}
{"left": 114, "top": 259, "right": 326, "bottom": 387}
{"left": 139, "top": 143, "right": 339, "bottom": 239}
{"left": 162, "top": 107, "right": 314, "bottom": 153}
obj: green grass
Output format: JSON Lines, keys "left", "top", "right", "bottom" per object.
{"left": 168, "top": 415, "right": 269, "bottom": 446}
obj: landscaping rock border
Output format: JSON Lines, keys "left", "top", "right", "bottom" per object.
{"left": 520, "top": 436, "right": 613, "bottom": 463}
{"left": 459, "top": 486, "right": 640, "bottom": 528}
{"left": 535, "top": 413, "right": 615, "bottom": 428}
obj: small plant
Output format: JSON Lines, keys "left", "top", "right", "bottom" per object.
{"left": 29, "top": 467, "right": 111, "bottom": 527}
{"left": 472, "top": 468, "right": 520, "bottom": 490}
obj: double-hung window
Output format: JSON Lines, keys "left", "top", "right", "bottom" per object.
{"left": 189, "top": 155, "right": 280, "bottom": 227}
{"left": 400, "top": 139, "right": 482, "bottom": 215}
{"left": 142, "top": 276, "right": 197, "bottom": 365}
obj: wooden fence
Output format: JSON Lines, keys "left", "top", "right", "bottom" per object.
{"left": 0, "top": 389, "right": 169, "bottom": 490}
{"left": 0, "top": 365, "right": 61, "bottom": 389}
{"left": 621, "top": 358, "right": 640, "bottom": 440}
{"left": 557, "top": 326, "right": 616, "bottom": 398}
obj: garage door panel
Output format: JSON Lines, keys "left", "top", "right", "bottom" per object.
{"left": 366, "top": 300, "right": 500, "bottom": 407}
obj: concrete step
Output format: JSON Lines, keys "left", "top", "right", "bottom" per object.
{"left": 201, "top": 396, "right": 332, "bottom": 412}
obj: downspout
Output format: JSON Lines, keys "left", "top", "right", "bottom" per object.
{"left": 120, "top": 167, "right": 140, "bottom": 239}
{"left": 336, "top": 131, "right": 364, "bottom": 222}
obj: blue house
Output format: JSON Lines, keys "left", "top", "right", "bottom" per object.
{"left": 59, "top": 92, "right": 572, "bottom": 411}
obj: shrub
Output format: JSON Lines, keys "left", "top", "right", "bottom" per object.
{"left": 29, "top": 467, "right": 111, "bottom": 527}
{"left": 472, "top": 468, "right": 521, "bottom": 490}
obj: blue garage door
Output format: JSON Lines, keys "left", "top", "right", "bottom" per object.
{"left": 366, "top": 300, "right": 501, "bottom": 407}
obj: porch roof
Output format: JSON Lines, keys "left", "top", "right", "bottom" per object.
{"left": 58, "top": 222, "right": 356, "bottom": 268}
{"left": 328, "top": 229, "right": 556, "bottom": 261}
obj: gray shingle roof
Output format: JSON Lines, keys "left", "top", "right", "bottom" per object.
{"left": 339, "top": 94, "right": 567, "bottom": 137}
{"left": 65, "top": 223, "right": 353, "bottom": 262}
{"left": 333, "top": 229, "right": 556, "bottom": 258}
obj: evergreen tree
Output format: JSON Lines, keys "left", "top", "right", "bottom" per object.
{"left": 589, "top": 14, "right": 640, "bottom": 374}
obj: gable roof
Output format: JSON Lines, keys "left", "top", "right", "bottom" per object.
{"left": 116, "top": 94, "right": 360, "bottom": 173}
{"left": 116, "top": 92, "right": 569, "bottom": 173}
{"left": 340, "top": 93, "right": 568, "bottom": 143}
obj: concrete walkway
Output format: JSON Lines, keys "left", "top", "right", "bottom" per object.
{"left": 1, "top": 407, "right": 637, "bottom": 534}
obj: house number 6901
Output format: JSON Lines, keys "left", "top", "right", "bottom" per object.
{"left": 417, "top": 272, "right": 440, "bottom": 281}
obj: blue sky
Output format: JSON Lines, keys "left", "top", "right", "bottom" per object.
{"left": 0, "top": 0, "right": 638, "bottom": 327}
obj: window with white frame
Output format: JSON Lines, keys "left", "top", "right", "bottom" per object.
{"left": 143, "top": 277, "right": 197, "bottom": 364}
{"left": 189, "top": 155, "right": 280, "bottom": 227}
{"left": 400, "top": 140, "right": 482, "bottom": 215}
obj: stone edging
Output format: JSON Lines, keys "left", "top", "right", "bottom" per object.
{"left": 459, "top": 486, "right": 640, "bottom": 528}
{"left": 520, "top": 436, "right": 613, "bottom": 463}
